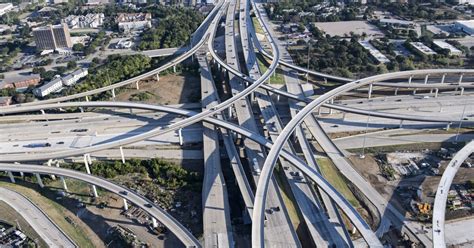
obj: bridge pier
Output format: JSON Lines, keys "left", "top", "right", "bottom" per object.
{"left": 111, "top": 88, "right": 116, "bottom": 99}
{"left": 84, "top": 154, "right": 98, "bottom": 197}
{"left": 424, "top": 74, "right": 429, "bottom": 84}
{"left": 173, "top": 65, "right": 177, "bottom": 73}
{"left": 85, "top": 96, "right": 89, "bottom": 102}
{"left": 119, "top": 146, "right": 125, "bottom": 164}
{"left": 446, "top": 123, "right": 451, "bottom": 131}
{"left": 135, "top": 81, "right": 140, "bottom": 90}
{"left": 342, "top": 112, "right": 346, "bottom": 121}
{"left": 35, "top": 173, "right": 44, "bottom": 188}
{"left": 56, "top": 161, "right": 68, "bottom": 191}
{"left": 79, "top": 107, "right": 84, "bottom": 113}
{"left": 152, "top": 217, "right": 158, "bottom": 228}
{"left": 460, "top": 87, "right": 464, "bottom": 96}
{"left": 156, "top": 73, "right": 160, "bottom": 81}
{"left": 178, "top": 128, "right": 183, "bottom": 146}
{"left": 408, "top": 75, "right": 413, "bottom": 84}
{"left": 413, "top": 88, "right": 417, "bottom": 95}
{"left": 435, "top": 88, "right": 439, "bottom": 98}
{"left": 458, "top": 73, "right": 464, "bottom": 84}
{"left": 329, "top": 99, "right": 334, "bottom": 114}
{"left": 441, "top": 73, "right": 446, "bottom": 84}
{"left": 47, "top": 159, "right": 56, "bottom": 180}
{"left": 394, "top": 88, "right": 398, "bottom": 96}
{"left": 399, "top": 120, "right": 404, "bottom": 128}
{"left": 40, "top": 109, "right": 45, "bottom": 115}
{"left": 228, "top": 107, "right": 232, "bottom": 119}
{"left": 7, "top": 171, "right": 15, "bottom": 183}
{"left": 368, "top": 84, "right": 373, "bottom": 99}
{"left": 123, "top": 198, "right": 129, "bottom": 211}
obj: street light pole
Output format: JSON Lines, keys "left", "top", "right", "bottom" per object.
{"left": 454, "top": 104, "right": 467, "bottom": 143}
{"left": 360, "top": 103, "right": 371, "bottom": 158}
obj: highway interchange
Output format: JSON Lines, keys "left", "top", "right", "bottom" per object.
{"left": 1, "top": 0, "right": 473, "bottom": 247}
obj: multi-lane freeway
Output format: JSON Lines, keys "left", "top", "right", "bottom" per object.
{"left": 2, "top": 0, "right": 474, "bottom": 247}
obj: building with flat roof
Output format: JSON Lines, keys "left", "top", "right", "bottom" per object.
{"left": 409, "top": 42, "right": 437, "bottom": 55}
{"left": 454, "top": 20, "right": 474, "bottom": 36}
{"left": 34, "top": 68, "right": 88, "bottom": 97}
{"left": 433, "top": 40, "right": 462, "bottom": 56}
{"left": 34, "top": 77, "right": 63, "bottom": 98}
{"left": 0, "top": 3, "right": 14, "bottom": 16}
{"left": 33, "top": 23, "right": 72, "bottom": 51}
{"left": 64, "top": 13, "right": 104, "bottom": 29}
{"left": 358, "top": 40, "right": 390, "bottom": 64}
{"left": 1, "top": 75, "right": 41, "bottom": 91}
{"left": 379, "top": 18, "right": 415, "bottom": 29}
{"left": 116, "top": 13, "right": 151, "bottom": 32}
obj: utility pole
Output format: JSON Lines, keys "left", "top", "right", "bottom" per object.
{"left": 306, "top": 42, "right": 311, "bottom": 84}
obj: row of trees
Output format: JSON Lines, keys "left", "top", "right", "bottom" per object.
{"left": 137, "top": 7, "right": 203, "bottom": 50}
{"left": 65, "top": 158, "right": 200, "bottom": 190}
{"left": 58, "top": 54, "right": 152, "bottom": 98}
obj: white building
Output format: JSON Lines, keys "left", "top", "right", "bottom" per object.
{"left": 116, "top": 13, "right": 151, "bottom": 32}
{"left": 410, "top": 42, "right": 437, "bottom": 55}
{"left": 358, "top": 40, "right": 390, "bottom": 64}
{"left": 455, "top": 0, "right": 474, "bottom": 5}
{"left": 34, "top": 78, "right": 63, "bottom": 98}
{"left": 454, "top": 20, "right": 474, "bottom": 35}
{"left": 433, "top": 40, "right": 463, "bottom": 56}
{"left": 34, "top": 68, "right": 88, "bottom": 97}
{"left": 0, "top": 3, "right": 14, "bottom": 16}
{"left": 62, "top": 68, "right": 88, "bottom": 86}
{"left": 64, "top": 13, "right": 105, "bottom": 29}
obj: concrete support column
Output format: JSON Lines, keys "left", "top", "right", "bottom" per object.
{"left": 458, "top": 73, "right": 464, "bottom": 84}
{"left": 368, "top": 84, "right": 373, "bottom": 99}
{"left": 424, "top": 74, "right": 429, "bottom": 84}
{"left": 156, "top": 73, "right": 160, "bottom": 81}
{"left": 342, "top": 112, "right": 346, "bottom": 121}
{"left": 119, "top": 146, "right": 125, "bottom": 164}
{"left": 84, "top": 154, "right": 98, "bottom": 197}
{"left": 324, "top": 78, "right": 327, "bottom": 85}
{"left": 111, "top": 88, "right": 115, "bottom": 99}
{"left": 47, "top": 159, "right": 56, "bottom": 180}
{"left": 435, "top": 88, "right": 439, "bottom": 98}
{"left": 394, "top": 88, "right": 398, "bottom": 96}
{"left": 178, "top": 128, "right": 183, "bottom": 146}
{"left": 123, "top": 198, "right": 129, "bottom": 211}
{"left": 7, "top": 171, "right": 15, "bottom": 183}
{"left": 408, "top": 75, "right": 413, "bottom": 84}
{"left": 56, "top": 161, "right": 68, "bottom": 192}
{"left": 35, "top": 173, "right": 44, "bottom": 188}
{"left": 413, "top": 89, "right": 417, "bottom": 95}
{"left": 152, "top": 217, "right": 158, "bottom": 228}
{"left": 19, "top": 172, "right": 24, "bottom": 177}
{"left": 446, "top": 123, "right": 451, "bottom": 131}
{"left": 40, "top": 109, "right": 45, "bottom": 115}
{"left": 317, "top": 107, "right": 321, "bottom": 116}
{"left": 276, "top": 94, "right": 280, "bottom": 102}
{"left": 430, "top": 89, "right": 433, "bottom": 94}
{"left": 441, "top": 74, "right": 446, "bottom": 84}
{"left": 79, "top": 107, "right": 84, "bottom": 113}
{"left": 173, "top": 65, "right": 177, "bottom": 73}
{"left": 85, "top": 96, "right": 89, "bottom": 102}
{"left": 135, "top": 81, "right": 140, "bottom": 90}
{"left": 460, "top": 87, "right": 465, "bottom": 96}
{"left": 228, "top": 107, "right": 232, "bottom": 119}
{"left": 399, "top": 120, "right": 404, "bottom": 128}
{"left": 329, "top": 99, "right": 334, "bottom": 114}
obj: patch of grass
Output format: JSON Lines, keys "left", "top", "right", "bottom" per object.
{"left": 256, "top": 56, "right": 286, "bottom": 84}
{"left": 0, "top": 181, "right": 97, "bottom": 247}
{"left": 347, "top": 141, "right": 464, "bottom": 154}
{"left": 316, "top": 158, "right": 360, "bottom": 207}
{"left": 252, "top": 17, "right": 264, "bottom": 34}
{"left": 273, "top": 165, "right": 301, "bottom": 230}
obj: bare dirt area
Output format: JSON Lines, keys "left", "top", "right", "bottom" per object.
{"left": 116, "top": 72, "right": 201, "bottom": 105}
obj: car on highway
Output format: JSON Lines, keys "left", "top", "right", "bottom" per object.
{"left": 71, "top": 128, "right": 88, "bottom": 132}
{"left": 144, "top": 203, "right": 153, "bottom": 208}
{"left": 119, "top": 191, "right": 128, "bottom": 195}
